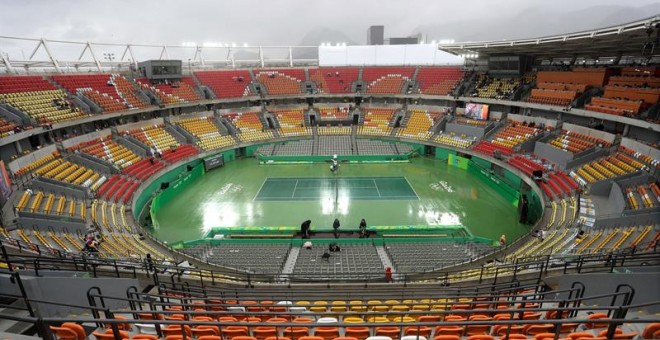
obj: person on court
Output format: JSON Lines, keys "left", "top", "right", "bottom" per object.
{"left": 332, "top": 218, "right": 341, "bottom": 238}
{"left": 301, "top": 220, "right": 311, "bottom": 239}
{"left": 330, "top": 154, "right": 339, "bottom": 173}
{"left": 359, "top": 218, "right": 368, "bottom": 238}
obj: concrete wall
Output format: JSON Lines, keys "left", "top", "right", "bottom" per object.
{"left": 0, "top": 273, "right": 139, "bottom": 317}
{"left": 517, "top": 133, "right": 545, "bottom": 153}
{"left": 217, "top": 106, "right": 263, "bottom": 114}
{"left": 17, "top": 215, "right": 88, "bottom": 233}
{"left": 7, "top": 145, "right": 58, "bottom": 174}
{"left": 627, "top": 126, "right": 660, "bottom": 149}
{"left": 407, "top": 104, "right": 450, "bottom": 113}
{"left": 508, "top": 113, "right": 557, "bottom": 128}
{"left": 594, "top": 211, "right": 660, "bottom": 228}
{"left": 566, "top": 149, "right": 609, "bottom": 170}
{"left": 169, "top": 111, "right": 213, "bottom": 123}
{"left": 30, "top": 178, "right": 89, "bottom": 199}
{"left": 61, "top": 128, "right": 112, "bottom": 149}
{"left": 115, "top": 117, "right": 164, "bottom": 132}
{"left": 444, "top": 122, "right": 486, "bottom": 139}
{"left": 616, "top": 173, "right": 654, "bottom": 189}
{"left": 69, "top": 153, "right": 116, "bottom": 175}
{"left": 606, "top": 182, "right": 626, "bottom": 215}
{"left": 115, "top": 137, "right": 149, "bottom": 158}
{"left": 534, "top": 141, "right": 574, "bottom": 169}
{"left": 556, "top": 272, "right": 660, "bottom": 313}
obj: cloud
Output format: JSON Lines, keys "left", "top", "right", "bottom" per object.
{"left": 0, "top": 0, "right": 657, "bottom": 62}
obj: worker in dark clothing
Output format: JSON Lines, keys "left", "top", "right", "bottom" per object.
{"left": 301, "top": 220, "right": 312, "bottom": 239}
{"left": 359, "top": 218, "right": 368, "bottom": 238}
{"left": 332, "top": 218, "right": 340, "bottom": 238}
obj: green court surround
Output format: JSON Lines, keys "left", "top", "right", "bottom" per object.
{"left": 139, "top": 143, "right": 541, "bottom": 245}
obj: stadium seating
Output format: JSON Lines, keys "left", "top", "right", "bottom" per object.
{"left": 363, "top": 67, "right": 415, "bottom": 94}
{"left": 273, "top": 109, "right": 311, "bottom": 137}
{"left": 254, "top": 69, "right": 305, "bottom": 95}
{"left": 33, "top": 157, "right": 104, "bottom": 188}
{"left": 547, "top": 130, "right": 610, "bottom": 154}
{"left": 13, "top": 151, "right": 60, "bottom": 177}
{"left": 51, "top": 74, "right": 148, "bottom": 112}
{"left": 316, "top": 135, "right": 352, "bottom": 155}
{"left": 160, "top": 144, "right": 199, "bottom": 163}
{"left": 454, "top": 118, "right": 489, "bottom": 127}
{"left": 176, "top": 116, "right": 236, "bottom": 151}
{"left": 317, "top": 106, "right": 351, "bottom": 121}
{"left": 0, "top": 76, "right": 86, "bottom": 123}
{"left": 2, "top": 266, "right": 650, "bottom": 340}
{"left": 137, "top": 77, "right": 202, "bottom": 103}
{"left": 584, "top": 70, "right": 659, "bottom": 116}
{"left": 125, "top": 124, "right": 180, "bottom": 152}
{"left": 3, "top": 19, "right": 660, "bottom": 340}
{"left": 396, "top": 109, "right": 440, "bottom": 141}
{"left": 528, "top": 68, "right": 607, "bottom": 107}
{"left": 358, "top": 108, "right": 395, "bottom": 136}
{"left": 182, "top": 243, "right": 291, "bottom": 274}
{"left": 226, "top": 111, "right": 275, "bottom": 143}
{"left": 309, "top": 68, "right": 359, "bottom": 93}
{"left": 489, "top": 123, "right": 540, "bottom": 149}
{"left": 317, "top": 126, "right": 352, "bottom": 135}
{"left": 0, "top": 117, "right": 17, "bottom": 137}
{"left": 73, "top": 137, "right": 142, "bottom": 169}
{"left": 617, "top": 146, "right": 660, "bottom": 172}
{"left": 470, "top": 73, "right": 529, "bottom": 99}
{"left": 17, "top": 190, "right": 81, "bottom": 218}
{"left": 416, "top": 67, "right": 464, "bottom": 95}
{"left": 472, "top": 141, "right": 514, "bottom": 157}
{"left": 385, "top": 241, "right": 493, "bottom": 272}
{"left": 624, "top": 184, "right": 658, "bottom": 210}
{"left": 433, "top": 134, "right": 475, "bottom": 149}
{"left": 294, "top": 243, "right": 383, "bottom": 279}
{"left": 121, "top": 158, "right": 166, "bottom": 181}
{"left": 506, "top": 156, "right": 544, "bottom": 177}
{"left": 570, "top": 152, "right": 646, "bottom": 185}
{"left": 194, "top": 70, "right": 253, "bottom": 98}
{"left": 112, "top": 75, "right": 150, "bottom": 109}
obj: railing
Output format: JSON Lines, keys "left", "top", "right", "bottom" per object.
{"left": 3, "top": 238, "right": 659, "bottom": 286}
{"left": 0, "top": 269, "right": 658, "bottom": 340}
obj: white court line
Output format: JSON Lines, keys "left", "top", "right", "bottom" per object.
{"left": 256, "top": 195, "right": 418, "bottom": 201}
{"left": 373, "top": 179, "right": 382, "bottom": 197}
{"left": 252, "top": 178, "right": 269, "bottom": 202}
{"left": 403, "top": 176, "right": 420, "bottom": 200}
{"left": 292, "top": 179, "right": 299, "bottom": 198}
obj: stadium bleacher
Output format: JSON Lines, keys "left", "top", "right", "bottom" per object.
{"left": 254, "top": 69, "right": 306, "bottom": 95}
{"left": 0, "top": 76, "right": 87, "bottom": 123}
{"left": 194, "top": 70, "right": 254, "bottom": 98}
{"left": 309, "top": 68, "right": 359, "bottom": 94}
{"left": 363, "top": 67, "right": 415, "bottom": 94}
{"left": 2, "top": 16, "right": 660, "bottom": 340}
{"left": 416, "top": 67, "right": 464, "bottom": 95}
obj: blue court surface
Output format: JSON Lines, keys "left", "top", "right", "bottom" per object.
{"left": 254, "top": 176, "right": 419, "bottom": 201}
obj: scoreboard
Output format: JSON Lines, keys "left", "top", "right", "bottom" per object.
{"left": 204, "top": 154, "right": 225, "bottom": 171}
{"left": 137, "top": 60, "right": 182, "bottom": 80}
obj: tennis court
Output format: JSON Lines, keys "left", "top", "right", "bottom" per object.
{"left": 255, "top": 176, "right": 419, "bottom": 201}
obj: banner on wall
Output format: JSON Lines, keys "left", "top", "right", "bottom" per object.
{"left": 0, "top": 161, "right": 12, "bottom": 200}
{"left": 448, "top": 154, "right": 469, "bottom": 170}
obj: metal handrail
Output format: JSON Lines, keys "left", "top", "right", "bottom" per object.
{"left": 4, "top": 242, "right": 660, "bottom": 285}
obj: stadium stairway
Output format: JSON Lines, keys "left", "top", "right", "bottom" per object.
{"left": 280, "top": 246, "right": 299, "bottom": 275}
{"left": 375, "top": 245, "right": 395, "bottom": 272}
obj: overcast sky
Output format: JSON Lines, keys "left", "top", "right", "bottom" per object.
{"left": 0, "top": 0, "right": 658, "bottom": 61}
